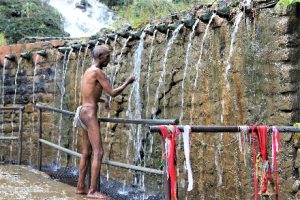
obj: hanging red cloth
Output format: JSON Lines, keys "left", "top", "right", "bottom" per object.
{"left": 251, "top": 125, "right": 271, "bottom": 200}
{"left": 160, "top": 125, "right": 181, "bottom": 200}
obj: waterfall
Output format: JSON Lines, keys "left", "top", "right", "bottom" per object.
{"left": 145, "top": 30, "right": 157, "bottom": 118}
{"left": 224, "top": 12, "right": 244, "bottom": 89}
{"left": 152, "top": 24, "right": 184, "bottom": 118}
{"left": 48, "top": 0, "right": 114, "bottom": 37}
{"left": 179, "top": 19, "right": 200, "bottom": 124}
{"left": 190, "top": 13, "right": 216, "bottom": 124}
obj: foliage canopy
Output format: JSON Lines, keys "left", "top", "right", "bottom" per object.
{"left": 0, "top": 0, "right": 68, "bottom": 44}
{"left": 275, "top": 0, "right": 300, "bottom": 11}
{"left": 112, "top": 0, "right": 196, "bottom": 28}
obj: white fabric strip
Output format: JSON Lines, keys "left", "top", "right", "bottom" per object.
{"left": 183, "top": 125, "right": 193, "bottom": 191}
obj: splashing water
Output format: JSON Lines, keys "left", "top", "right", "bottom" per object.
{"left": 152, "top": 24, "right": 184, "bottom": 118}
{"left": 145, "top": 30, "right": 157, "bottom": 118}
{"left": 179, "top": 19, "right": 200, "bottom": 124}
{"left": 224, "top": 12, "right": 244, "bottom": 89}
{"left": 190, "top": 13, "right": 216, "bottom": 124}
{"left": 127, "top": 31, "right": 145, "bottom": 167}
{"left": 48, "top": 0, "right": 114, "bottom": 37}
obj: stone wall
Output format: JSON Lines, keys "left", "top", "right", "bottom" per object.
{"left": 0, "top": 5, "right": 300, "bottom": 199}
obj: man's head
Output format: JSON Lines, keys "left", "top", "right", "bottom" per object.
{"left": 92, "top": 44, "right": 111, "bottom": 67}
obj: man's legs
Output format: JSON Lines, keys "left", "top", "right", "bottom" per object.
{"left": 79, "top": 105, "right": 108, "bottom": 199}
{"left": 76, "top": 129, "right": 91, "bottom": 194}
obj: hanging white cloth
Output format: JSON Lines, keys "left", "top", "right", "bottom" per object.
{"left": 183, "top": 125, "right": 193, "bottom": 191}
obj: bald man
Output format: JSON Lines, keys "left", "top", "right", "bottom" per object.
{"left": 74, "top": 44, "right": 135, "bottom": 199}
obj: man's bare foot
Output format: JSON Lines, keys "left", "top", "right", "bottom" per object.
{"left": 75, "top": 187, "right": 89, "bottom": 195}
{"left": 87, "top": 190, "right": 110, "bottom": 199}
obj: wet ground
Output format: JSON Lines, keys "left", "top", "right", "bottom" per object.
{"left": 0, "top": 164, "right": 88, "bottom": 200}
{"left": 42, "top": 166, "right": 163, "bottom": 200}
{"left": 0, "top": 164, "right": 163, "bottom": 200}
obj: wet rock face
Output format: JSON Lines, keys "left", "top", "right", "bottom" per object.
{"left": 0, "top": 7, "right": 300, "bottom": 200}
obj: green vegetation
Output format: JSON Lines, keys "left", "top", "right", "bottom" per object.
{"left": 0, "top": 0, "right": 68, "bottom": 44}
{"left": 112, "top": 0, "right": 197, "bottom": 29}
{"left": 0, "top": 33, "right": 6, "bottom": 45}
{"left": 275, "top": 0, "right": 300, "bottom": 12}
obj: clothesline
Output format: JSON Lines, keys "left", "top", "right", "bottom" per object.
{"left": 149, "top": 125, "right": 300, "bottom": 133}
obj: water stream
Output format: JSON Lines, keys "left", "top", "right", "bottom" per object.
{"left": 190, "top": 13, "right": 216, "bottom": 124}
{"left": 152, "top": 24, "right": 184, "bottom": 118}
{"left": 145, "top": 30, "right": 157, "bottom": 118}
{"left": 225, "top": 12, "right": 244, "bottom": 89}
{"left": 126, "top": 31, "right": 145, "bottom": 188}
{"left": 9, "top": 58, "right": 23, "bottom": 162}
{"left": 57, "top": 48, "right": 73, "bottom": 165}
{"left": 112, "top": 36, "right": 132, "bottom": 87}
{"left": 179, "top": 19, "right": 200, "bottom": 124}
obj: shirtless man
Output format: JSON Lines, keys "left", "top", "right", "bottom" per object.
{"left": 74, "top": 44, "right": 135, "bottom": 199}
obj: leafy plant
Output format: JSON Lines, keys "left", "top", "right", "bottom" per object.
{"left": 113, "top": 0, "right": 195, "bottom": 28}
{"left": 275, "top": 0, "right": 300, "bottom": 12}
{"left": 0, "top": 0, "right": 68, "bottom": 44}
{"left": 0, "top": 33, "right": 6, "bottom": 45}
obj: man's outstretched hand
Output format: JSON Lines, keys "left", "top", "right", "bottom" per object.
{"left": 126, "top": 75, "right": 135, "bottom": 84}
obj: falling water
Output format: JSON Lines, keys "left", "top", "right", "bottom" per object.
{"left": 73, "top": 45, "right": 89, "bottom": 166}
{"left": 126, "top": 31, "right": 145, "bottom": 187}
{"left": 214, "top": 142, "right": 223, "bottom": 187}
{"left": 78, "top": 44, "right": 90, "bottom": 102}
{"left": 10, "top": 58, "right": 23, "bottom": 162}
{"left": 1, "top": 59, "right": 7, "bottom": 106}
{"left": 190, "top": 13, "right": 216, "bottom": 124}
{"left": 224, "top": 12, "right": 244, "bottom": 89}
{"left": 32, "top": 55, "right": 40, "bottom": 104}
{"left": 48, "top": 0, "right": 114, "bottom": 37}
{"left": 112, "top": 35, "right": 118, "bottom": 63}
{"left": 13, "top": 58, "right": 22, "bottom": 105}
{"left": 145, "top": 30, "right": 157, "bottom": 118}
{"left": 72, "top": 46, "right": 82, "bottom": 165}
{"left": 152, "top": 24, "right": 184, "bottom": 118}
{"left": 179, "top": 19, "right": 200, "bottom": 124}
{"left": 1, "top": 59, "right": 8, "bottom": 138}
{"left": 111, "top": 36, "right": 132, "bottom": 87}
{"left": 52, "top": 53, "right": 60, "bottom": 108}
{"left": 217, "top": 12, "right": 243, "bottom": 196}
{"left": 74, "top": 46, "right": 82, "bottom": 108}
{"left": 57, "top": 48, "right": 73, "bottom": 165}
{"left": 29, "top": 56, "right": 41, "bottom": 165}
